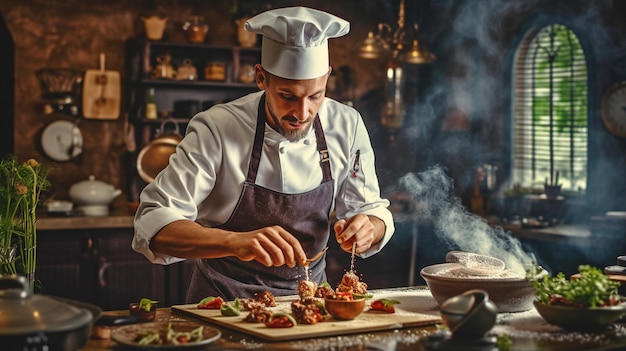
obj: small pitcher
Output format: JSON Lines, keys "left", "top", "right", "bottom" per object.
{"left": 183, "top": 16, "right": 209, "bottom": 43}
{"left": 142, "top": 16, "right": 168, "bottom": 41}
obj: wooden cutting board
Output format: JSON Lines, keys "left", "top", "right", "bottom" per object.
{"left": 82, "top": 53, "right": 121, "bottom": 119}
{"left": 171, "top": 288, "right": 442, "bottom": 341}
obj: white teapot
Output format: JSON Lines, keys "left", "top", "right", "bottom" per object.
{"left": 69, "top": 175, "right": 122, "bottom": 216}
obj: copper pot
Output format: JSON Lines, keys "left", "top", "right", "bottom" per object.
{"left": 136, "top": 119, "right": 182, "bottom": 183}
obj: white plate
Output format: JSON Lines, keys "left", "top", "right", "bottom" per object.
{"left": 41, "top": 120, "right": 83, "bottom": 161}
{"left": 111, "top": 321, "right": 221, "bottom": 349}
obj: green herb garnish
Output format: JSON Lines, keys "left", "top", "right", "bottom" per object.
{"left": 139, "top": 298, "right": 158, "bottom": 312}
{"left": 529, "top": 264, "right": 622, "bottom": 307}
{"left": 496, "top": 335, "right": 512, "bottom": 351}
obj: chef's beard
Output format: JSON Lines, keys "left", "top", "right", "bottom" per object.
{"left": 267, "top": 102, "right": 313, "bottom": 142}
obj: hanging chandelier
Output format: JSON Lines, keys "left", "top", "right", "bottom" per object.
{"left": 353, "top": 0, "right": 436, "bottom": 139}
{"left": 353, "top": 0, "right": 436, "bottom": 64}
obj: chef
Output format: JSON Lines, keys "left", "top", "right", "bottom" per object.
{"left": 132, "top": 6, "right": 395, "bottom": 302}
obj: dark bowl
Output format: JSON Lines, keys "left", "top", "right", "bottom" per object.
{"left": 533, "top": 301, "right": 626, "bottom": 330}
{"left": 421, "top": 263, "right": 535, "bottom": 312}
{"left": 324, "top": 297, "right": 366, "bottom": 320}
{"left": 440, "top": 289, "right": 497, "bottom": 338}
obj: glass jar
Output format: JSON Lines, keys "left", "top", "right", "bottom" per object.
{"left": 204, "top": 61, "right": 226, "bottom": 81}
{"left": 183, "top": 16, "right": 208, "bottom": 43}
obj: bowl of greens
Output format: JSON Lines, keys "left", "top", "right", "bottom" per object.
{"left": 530, "top": 265, "right": 626, "bottom": 330}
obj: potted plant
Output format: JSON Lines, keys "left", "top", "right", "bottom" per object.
{"left": 0, "top": 156, "right": 50, "bottom": 294}
{"left": 544, "top": 170, "right": 561, "bottom": 199}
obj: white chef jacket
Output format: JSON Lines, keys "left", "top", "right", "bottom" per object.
{"left": 132, "top": 91, "right": 395, "bottom": 264}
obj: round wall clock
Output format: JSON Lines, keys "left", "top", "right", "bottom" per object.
{"left": 601, "top": 81, "right": 626, "bottom": 138}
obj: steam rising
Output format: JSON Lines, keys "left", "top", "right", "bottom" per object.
{"left": 398, "top": 166, "right": 534, "bottom": 274}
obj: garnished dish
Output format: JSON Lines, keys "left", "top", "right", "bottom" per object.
{"left": 529, "top": 264, "right": 626, "bottom": 330}
{"left": 336, "top": 271, "right": 368, "bottom": 296}
{"left": 111, "top": 321, "right": 221, "bottom": 348}
{"left": 193, "top": 265, "right": 374, "bottom": 329}
{"left": 324, "top": 291, "right": 366, "bottom": 320}
{"left": 530, "top": 264, "right": 622, "bottom": 307}
{"left": 298, "top": 279, "right": 318, "bottom": 299}
{"left": 242, "top": 291, "right": 276, "bottom": 323}
{"left": 291, "top": 297, "right": 326, "bottom": 324}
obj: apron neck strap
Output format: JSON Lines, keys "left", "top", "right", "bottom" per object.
{"left": 247, "top": 94, "right": 332, "bottom": 183}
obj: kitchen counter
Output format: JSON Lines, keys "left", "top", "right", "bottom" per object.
{"left": 37, "top": 213, "right": 134, "bottom": 231}
{"left": 497, "top": 222, "right": 591, "bottom": 243}
{"left": 82, "top": 287, "right": 626, "bottom": 351}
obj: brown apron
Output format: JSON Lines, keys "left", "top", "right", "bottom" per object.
{"left": 186, "top": 95, "right": 334, "bottom": 302}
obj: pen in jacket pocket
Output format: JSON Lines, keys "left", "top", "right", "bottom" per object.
{"left": 352, "top": 149, "right": 360, "bottom": 178}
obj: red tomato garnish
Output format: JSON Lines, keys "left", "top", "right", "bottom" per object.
{"left": 265, "top": 315, "right": 295, "bottom": 328}
{"left": 177, "top": 336, "right": 188, "bottom": 344}
{"left": 198, "top": 296, "right": 225, "bottom": 309}
{"left": 334, "top": 291, "right": 354, "bottom": 301}
{"left": 370, "top": 299, "right": 400, "bottom": 313}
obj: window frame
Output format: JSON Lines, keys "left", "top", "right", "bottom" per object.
{"left": 502, "top": 14, "right": 595, "bottom": 199}
{"left": 512, "top": 23, "right": 588, "bottom": 192}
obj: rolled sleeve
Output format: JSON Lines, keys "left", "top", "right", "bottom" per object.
{"left": 132, "top": 206, "right": 188, "bottom": 265}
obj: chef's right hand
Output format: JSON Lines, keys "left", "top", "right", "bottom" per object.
{"left": 229, "top": 225, "right": 307, "bottom": 268}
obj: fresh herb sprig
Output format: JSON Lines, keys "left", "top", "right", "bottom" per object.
{"left": 529, "top": 264, "right": 622, "bottom": 307}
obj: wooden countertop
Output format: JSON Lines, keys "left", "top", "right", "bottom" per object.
{"left": 82, "top": 287, "right": 626, "bottom": 351}
{"left": 37, "top": 213, "right": 134, "bottom": 231}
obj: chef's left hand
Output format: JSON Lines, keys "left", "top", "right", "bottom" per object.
{"left": 334, "top": 215, "right": 384, "bottom": 254}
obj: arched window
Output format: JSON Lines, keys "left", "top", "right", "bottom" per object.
{"left": 511, "top": 23, "right": 587, "bottom": 191}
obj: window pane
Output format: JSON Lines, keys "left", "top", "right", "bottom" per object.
{"left": 512, "top": 24, "right": 588, "bottom": 191}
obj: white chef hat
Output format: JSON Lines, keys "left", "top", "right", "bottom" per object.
{"left": 245, "top": 7, "right": 350, "bottom": 80}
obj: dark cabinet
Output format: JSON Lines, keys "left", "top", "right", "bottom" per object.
{"left": 37, "top": 231, "right": 93, "bottom": 302}
{"left": 37, "top": 227, "right": 192, "bottom": 310}
{"left": 0, "top": 13, "right": 14, "bottom": 158}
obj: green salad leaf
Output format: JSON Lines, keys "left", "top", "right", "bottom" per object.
{"left": 528, "top": 264, "right": 622, "bottom": 307}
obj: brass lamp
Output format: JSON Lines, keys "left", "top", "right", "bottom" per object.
{"left": 353, "top": 0, "right": 435, "bottom": 138}
{"left": 400, "top": 38, "right": 436, "bottom": 64}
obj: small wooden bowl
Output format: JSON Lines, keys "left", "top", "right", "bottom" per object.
{"left": 129, "top": 303, "right": 156, "bottom": 322}
{"left": 324, "top": 297, "right": 366, "bottom": 320}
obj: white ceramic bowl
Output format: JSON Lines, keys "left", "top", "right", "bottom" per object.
{"left": 69, "top": 175, "right": 121, "bottom": 206}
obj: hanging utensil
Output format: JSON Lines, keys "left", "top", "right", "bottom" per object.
{"left": 69, "top": 118, "right": 83, "bottom": 164}
{"left": 82, "top": 52, "right": 121, "bottom": 119}
{"left": 136, "top": 119, "right": 182, "bottom": 183}
{"left": 304, "top": 247, "right": 328, "bottom": 266}
{"left": 40, "top": 119, "right": 83, "bottom": 162}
